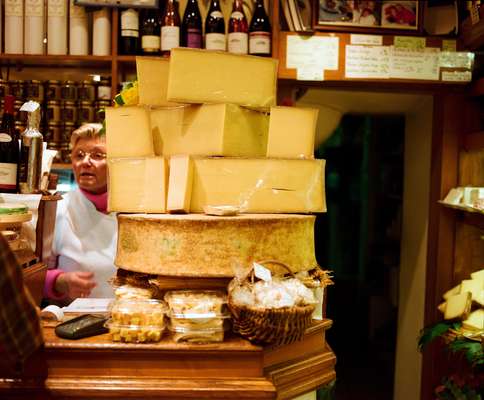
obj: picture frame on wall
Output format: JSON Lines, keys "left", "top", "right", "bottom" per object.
{"left": 314, "top": 0, "right": 420, "bottom": 32}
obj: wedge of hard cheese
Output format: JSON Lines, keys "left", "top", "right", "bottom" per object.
{"left": 116, "top": 213, "right": 317, "bottom": 277}
{"left": 136, "top": 57, "right": 180, "bottom": 107}
{"left": 167, "top": 48, "right": 277, "bottom": 109}
{"left": 108, "top": 157, "right": 168, "bottom": 213}
{"left": 462, "top": 309, "right": 484, "bottom": 332}
{"left": 106, "top": 106, "right": 154, "bottom": 158}
{"left": 167, "top": 155, "right": 193, "bottom": 213}
{"left": 150, "top": 104, "right": 268, "bottom": 157}
{"left": 266, "top": 106, "right": 318, "bottom": 159}
{"left": 443, "top": 292, "right": 472, "bottom": 320}
{"left": 190, "top": 158, "right": 326, "bottom": 213}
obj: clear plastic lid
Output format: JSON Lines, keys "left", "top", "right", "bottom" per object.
{"left": 110, "top": 298, "right": 167, "bottom": 327}
{"left": 169, "top": 311, "right": 231, "bottom": 320}
{"left": 164, "top": 290, "right": 227, "bottom": 316}
{"left": 113, "top": 284, "right": 154, "bottom": 300}
{"left": 168, "top": 322, "right": 228, "bottom": 334}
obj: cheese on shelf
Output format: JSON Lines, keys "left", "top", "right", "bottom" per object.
{"left": 167, "top": 155, "right": 193, "bottom": 213}
{"left": 190, "top": 158, "right": 326, "bottom": 213}
{"left": 150, "top": 104, "right": 268, "bottom": 157}
{"left": 462, "top": 309, "right": 484, "bottom": 331}
{"left": 460, "top": 279, "right": 484, "bottom": 306}
{"left": 443, "top": 292, "right": 472, "bottom": 320}
{"left": 266, "top": 106, "right": 319, "bottom": 159}
{"left": 443, "top": 284, "right": 461, "bottom": 300}
{"left": 167, "top": 48, "right": 278, "bottom": 109}
{"left": 106, "top": 106, "right": 154, "bottom": 158}
{"left": 108, "top": 157, "right": 168, "bottom": 213}
{"left": 136, "top": 57, "right": 180, "bottom": 107}
{"left": 116, "top": 213, "right": 318, "bottom": 277}
{"left": 471, "top": 269, "right": 484, "bottom": 282}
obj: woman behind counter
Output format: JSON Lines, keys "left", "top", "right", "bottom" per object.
{"left": 45, "top": 123, "right": 117, "bottom": 301}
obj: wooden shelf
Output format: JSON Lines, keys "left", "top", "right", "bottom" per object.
{"left": 440, "top": 201, "right": 484, "bottom": 230}
{"left": 462, "top": 131, "right": 484, "bottom": 151}
{"left": 0, "top": 54, "right": 113, "bottom": 69}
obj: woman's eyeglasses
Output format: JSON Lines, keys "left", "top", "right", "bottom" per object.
{"left": 72, "top": 150, "right": 107, "bottom": 162}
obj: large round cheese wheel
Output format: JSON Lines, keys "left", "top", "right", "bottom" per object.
{"left": 116, "top": 213, "right": 318, "bottom": 277}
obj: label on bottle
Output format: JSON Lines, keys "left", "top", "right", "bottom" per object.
{"left": 25, "top": 0, "right": 44, "bottom": 17}
{"left": 0, "top": 133, "right": 13, "bottom": 143}
{"left": 228, "top": 32, "right": 248, "bottom": 54}
{"left": 5, "top": 0, "right": 23, "bottom": 17}
{"left": 142, "top": 35, "right": 160, "bottom": 51}
{"left": 121, "top": 9, "right": 139, "bottom": 30}
{"left": 230, "top": 11, "right": 244, "bottom": 20}
{"left": 161, "top": 26, "right": 180, "bottom": 51}
{"left": 205, "top": 33, "right": 225, "bottom": 51}
{"left": 0, "top": 163, "right": 17, "bottom": 190}
{"left": 249, "top": 31, "right": 270, "bottom": 54}
{"left": 210, "top": 11, "right": 223, "bottom": 19}
{"left": 187, "top": 29, "right": 202, "bottom": 48}
{"left": 121, "top": 29, "right": 139, "bottom": 38}
{"left": 48, "top": 0, "right": 66, "bottom": 17}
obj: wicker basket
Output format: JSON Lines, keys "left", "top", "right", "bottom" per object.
{"left": 228, "top": 260, "right": 316, "bottom": 346}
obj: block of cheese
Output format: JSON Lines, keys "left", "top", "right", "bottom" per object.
{"left": 136, "top": 57, "right": 180, "bottom": 107}
{"left": 443, "top": 292, "right": 472, "bottom": 320}
{"left": 150, "top": 104, "right": 268, "bottom": 157}
{"left": 461, "top": 279, "right": 484, "bottom": 306}
{"left": 471, "top": 269, "right": 484, "bottom": 282}
{"left": 167, "top": 155, "right": 193, "bottom": 213}
{"left": 190, "top": 158, "right": 326, "bottom": 213}
{"left": 266, "top": 106, "right": 319, "bottom": 159}
{"left": 167, "top": 48, "right": 278, "bottom": 109}
{"left": 116, "top": 213, "right": 318, "bottom": 277}
{"left": 462, "top": 187, "right": 484, "bottom": 206}
{"left": 106, "top": 106, "right": 154, "bottom": 158}
{"left": 443, "top": 284, "right": 461, "bottom": 300}
{"left": 462, "top": 309, "right": 484, "bottom": 331}
{"left": 108, "top": 157, "right": 168, "bottom": 213}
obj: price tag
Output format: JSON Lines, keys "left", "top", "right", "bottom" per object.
{"left": 394, "top": 36, "right": 426, "bottom": 50}
{"left": 297, "top": 66, "right": 324, "bottom": 81}
{"left": 350, "top": 34, "right": 383, "bottom": 46}
{"left": 253, "top": 262, "right": 272, "bottom": 282}
{"left": 442, "top": 40, "right": 457, "bottom": 52}
{"left": 441, "top": 71, "right": 472, "bottom": 82}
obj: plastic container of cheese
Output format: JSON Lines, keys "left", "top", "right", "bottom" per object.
{"left": 106, "top": 320, "right": 165, "bottom": 343}
{"left": 110, "top": 298, "right": 167, "bottom": 327}
{"left": 168, "top": 322, "right": 227, "bottom": 343}
{"left": 164, "top": 290, "right": 227, "bottom": 316}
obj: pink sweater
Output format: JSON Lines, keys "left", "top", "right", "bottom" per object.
{"left": 43, "top": 189, "right": 108, "bottom": 300}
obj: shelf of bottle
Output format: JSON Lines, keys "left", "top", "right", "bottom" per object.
{"left": 0, "top": 54, "right": 113, "bottom": 68}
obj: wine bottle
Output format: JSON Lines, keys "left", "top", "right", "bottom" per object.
{"left": 249, "top": 0, "right": 271, "bottom": 56}
{"left": 205, "top": 0, "right": 225, "bottom": 51}
{"left": 181, "top": 0, "right": 202, "bottom": 48}
{"left": 120, "top": 8, "right": 140, "bottom": 55}
{"left": 18, "top": 101, "right": 43, "bottom": 194}
{"left": 228, "top": 0, "right": 248, "bottom": 54}
{"left": 0, "top": 95, "right": 19, "bottom": 193}
{"left": 161, "top": 0, "right": 181, "bottom": 55}
{"left": 141, "top": 6, "right": 161, "bottom": 54}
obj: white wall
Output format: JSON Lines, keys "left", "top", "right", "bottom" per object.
{"left": 297, "top": 89, "right": 433, "bottom": 400}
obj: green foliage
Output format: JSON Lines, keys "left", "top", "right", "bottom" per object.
{"left": 448, "top": 339, "right": 484, "bottom": 367}
{"left": 418, "top": 321, "right": 460, "bottom": 351}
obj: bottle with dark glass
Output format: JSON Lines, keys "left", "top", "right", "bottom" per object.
{"left": 141, "top": 6, "right": 161, "bottom": 54}
{"left": 204, "top": 0, "right": 225, "bottom": 51}
{"left": 120, "top": 8, "right": 140, "bottom": 55}
{"left": 249, "top": 0, "right": 271, "bottom": 56}
{"left": 161, "top": 0, "right": 181, "bottom": 55}
{"left": 181, "top": 0, "right": 202, "bottom": 48}
{"left": 0, "top": 95, "right": 19, "bottom": 193}
{"left": 228, "top": 0, "right": 248, "bottom": 54}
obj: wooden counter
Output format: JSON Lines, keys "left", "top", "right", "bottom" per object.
{"left": 0, "top": 319, "right": 335, "bottom": 399}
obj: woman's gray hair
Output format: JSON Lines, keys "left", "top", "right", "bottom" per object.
{"left": 70, "top": 123, "right": 104, "bottom": 149}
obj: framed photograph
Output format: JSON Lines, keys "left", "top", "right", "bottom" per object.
{"left": 314, "top": 0, "right": 420, "bottom": 32}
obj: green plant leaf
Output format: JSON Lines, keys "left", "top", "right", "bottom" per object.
{"left": 418, "top": 322, "right": 459, "bottom": 351}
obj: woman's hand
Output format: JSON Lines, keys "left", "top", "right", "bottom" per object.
{"left": 55, "top": 271, "right": 97, "bottom": 299}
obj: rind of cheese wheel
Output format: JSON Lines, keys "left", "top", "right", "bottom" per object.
{"left": 116, "top": 213, "right": 317, "bottom": 277}
{"left": 443, "top": 292, "right": 472, "bottom": 320}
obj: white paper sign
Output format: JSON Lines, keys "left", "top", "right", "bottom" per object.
{"left": 394, "top": 36, "right": 426, "bottom": 49}
{"left": 390, "top": 47, "right": 440, "bottom": 80}
{"left": 441, "top": 71, "right": 472, "bottom": 82}
{"left": 297, "top": 65, "right": 324, "bottom": 81}
{"left": 345, "top": 45, "right": 390, "bottom": 79}
{"left": 287, "top": 35, "right": 339, "bottom": 71}
{"left": 253, "top": 262, "right": 272, "bottom": 282}
{"left": 439, "top": 52, "right": 474, "bottom": 69}
{"left": 350, "top": 34, "right": 383, "bottom": 46}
